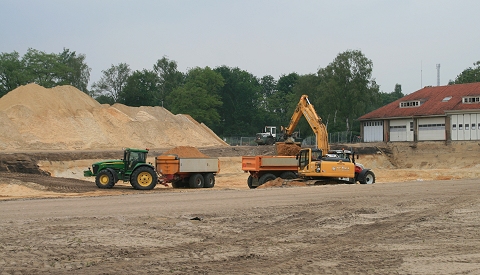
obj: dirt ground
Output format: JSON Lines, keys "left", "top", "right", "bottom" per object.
{"left": 0, "top": 142, "right": 480, "bottom": 274}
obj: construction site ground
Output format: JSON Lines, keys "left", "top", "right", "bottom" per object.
{"left": 1, "top": 141, "right": 480, "bottom": 274}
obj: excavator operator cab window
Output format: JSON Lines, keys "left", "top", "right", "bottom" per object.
{"left": 298, "top": 150, "right": 311, "bottom": 170}
{"left": 311, "top": 150, "right": 323, "bottom": 161}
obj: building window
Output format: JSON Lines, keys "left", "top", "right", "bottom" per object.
{"left": 442, "top": 96, "right": 452, "bottom": 102}
{"left": 410, "top": 122, "right": 414, "bottom": 131}
{"left": 459, "top": 124, "right": 463, "bottom": 130}
{"left": 400, "top": 101, "right": 421, "bottom": 108}
{"left": 462, "top": 96, "right": 480, "bottom": 104}
{"left": 390, "top": 125, "right": 407, "bottom": 132}
{"left": 453, "top": 124, "right": 456, "bottom": 130}
{"left": 418, "top": 124, "right": 446, "bottom": 130}
{"left": 364, "top": 121, "right": 382, "bottom": 127}
{"left": 466, "top": 124, "right": 469, "bottom": 130}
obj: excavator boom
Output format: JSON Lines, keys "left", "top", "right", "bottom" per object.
{"left": 282, "top": 95, "right": 329, "bottom": 155}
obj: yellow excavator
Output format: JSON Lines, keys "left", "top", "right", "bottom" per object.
{"left": 279, "top": 94, "right": 375, "bottom": 184}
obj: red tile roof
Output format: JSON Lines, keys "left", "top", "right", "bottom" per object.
{"left": 359, "top": 82, "right": 480, "bottom": 120}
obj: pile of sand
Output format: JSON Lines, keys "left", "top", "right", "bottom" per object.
{"left": 0, "top": 84, "right": 228, "bottom": 150}
{"left": 276, "top": 142, "right": 302, "bottom": 156}
{"left": 161, "top": 146, "right": 210, "bottom": 158}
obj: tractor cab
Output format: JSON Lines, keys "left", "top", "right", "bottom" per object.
{"left": 124, "top": 148, "right": 148, "bottom": 171}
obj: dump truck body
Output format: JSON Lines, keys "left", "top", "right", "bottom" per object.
{"left": 156, "top": 155, "right": 220, "bottom": 188}
{"left": 241, "top": 155, "right": 298, "bottom": 188}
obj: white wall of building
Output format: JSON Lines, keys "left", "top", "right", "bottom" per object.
{"left": 417, "top": 117, "right": 446, "bottom": 141}
{"left": 363, "top": 121, "right": 383, "bottom": 142}
{"left": 389, "top": 119, "right": 414, "bottom": 141}
{"left": 451, "top": 113, "right": 480, "bottom": 141}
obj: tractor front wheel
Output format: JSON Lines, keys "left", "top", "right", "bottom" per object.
{"left": 131, "top": 166, "right": 158, "bottom": 190}
{"left": 95, "top": 169, "right": 115, "bottom": 189}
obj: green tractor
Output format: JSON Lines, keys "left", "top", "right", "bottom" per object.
{"left": 84, "top": 148, "right": 158, "bottom": 190}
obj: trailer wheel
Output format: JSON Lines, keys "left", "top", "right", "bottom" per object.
{"left": 259, "top": 173, "right": 277, "bottom": 186}
{"left": 360, "top": 170, "right": 375, "bottom": 184}
{"left": 131, "top": 166, "right": 158, "bottom": 190}
{"left": 95, "top": 169, "right": 115, "bottom": 189}
{"left": 189, "top": 173, "right": 204, "bottom": 188}
{"left": 203, "top": 173, "right": 215, "bottom": 188}
{"left": 280, "top": 171, "right": 296, "bottom": 179}
{"left": 247, "top": 175, "right": 256, "bottom": 189}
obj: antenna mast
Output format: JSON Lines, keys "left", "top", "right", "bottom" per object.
{"left": 421, "top": 61, "right": 423, "bottom": 88}
{"left": 436, "top": 64, "right": 441, "bottom": 86}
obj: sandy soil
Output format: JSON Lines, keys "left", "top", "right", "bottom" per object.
{"left": 1, "top": 179, "right": 480, "bottom": 274}
{"left": 0, "top": 142, "right": 479, "bottom": 274}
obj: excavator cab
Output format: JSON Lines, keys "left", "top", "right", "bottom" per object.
{"left": 311, "top": 149, "right": 323, "bottom": 161}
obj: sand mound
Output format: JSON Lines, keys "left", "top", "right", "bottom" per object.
{"left": 276, "top": 142, "right": 302, "bottom": 156}
{"left": 0, "top": 84, "right": 228, "bottom": 150}
{"left": 257, "top": 177, "right": 308, "bottom": 188}
{"left": 161, "top": 146, "right": 210, "bottom": 158}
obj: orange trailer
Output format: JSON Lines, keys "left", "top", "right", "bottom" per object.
{"left": 241, "top": 155, "right": 298, "bottom": 189}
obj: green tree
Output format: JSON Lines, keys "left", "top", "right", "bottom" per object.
{"left": 0, "top": 51, "right": 28, "bottom": 97}
{"left": 290, "top": 73, "right": 322, "bottom": 137}
{"left": 58, "top": 48, "right": 91, "bottom": 93}
{"left": 259, "top": 75, "right": 276, "bottom": 109}
{"left": 0, "top": 48, "right": 90, "bottom": 95}
{"left": 214, "top": 66, "right": 262, "bottom": 136}
{"left": 316, "top": 50, "right": 379, "bottom": 132}
{"left": 22, "top": 48, "right": 60, "bottom": 88}
{"left": 168, "top": 67, "right": 223, "bottom": 126}
{"left": 378, "top": 83, "right": 404, "bottom": 106}
{"left": 153, "top": 56, "right": 184, "bottom": 108}
{"left": 91, "top": 63, "right": 131, "bottom": 102}
{"left": 119, "top": 70, "right": 159, "bottom": 107}
{"left": 267, "top": 73, "right": 300, "bottom": 127}
{"left": 449, "top": 61, "right": 480, "bottom": 84}
{"left": 94, "top": 94, "right": 115, "bottom": 105}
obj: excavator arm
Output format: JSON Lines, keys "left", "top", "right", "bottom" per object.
{"left": 281, "top": 95, "right": 329, "bottom": 155}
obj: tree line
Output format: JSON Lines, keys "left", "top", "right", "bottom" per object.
{"left": 1, "top": 48, "right": 478, "bottom": 138}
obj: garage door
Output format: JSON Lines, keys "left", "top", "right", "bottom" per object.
{"left": 363, "top": 121, "right": 383, "bottom": 142}
{"left": 451, "top": 114, "right": 480, "bottom": 140}
{"left": 389, "top": 119, "right": 413, "bottom": 142}
{"left": 418, "top": 117, "right": 446, "bottom": 141}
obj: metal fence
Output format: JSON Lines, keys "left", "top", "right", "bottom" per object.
{"left": 223, "top": 136, "right": 257, "bottom": 146}
{"left": 222, "top": 132, "right": 361, "bottom": 146}
{"left": 303, "top": 133, "right": 360, "bottom": 146}
{"left": 328, "top": 131, "right": 362, "bottom": 144}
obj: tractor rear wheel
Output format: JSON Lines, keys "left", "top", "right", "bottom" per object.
{"left": 203, "top": 173, "right": 215, "bottom": 188}
{"left": 95, "top": 169, "right": 115, "bottom": 189}
{"left": 130, "top": 166, "right": 158, "bottom": 190}
{"left": 189, "top": 173, "right": 204, "bottom": 188}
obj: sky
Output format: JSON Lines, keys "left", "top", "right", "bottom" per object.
{"left": 1, "top": 0, "right": 479, "bottom": 95}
